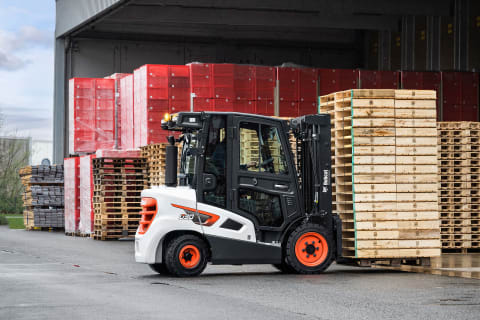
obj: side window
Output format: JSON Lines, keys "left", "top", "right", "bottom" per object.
{"left": 239, "top": 122, "right": 288, "bottom": 174}
{"left": 238, "top": 188, "right": 283, "bottom": 227}
{"left": 203, "top": 116, "right": 226, "bottom": 208}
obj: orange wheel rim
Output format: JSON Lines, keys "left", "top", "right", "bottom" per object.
{"left": 179, "top": 245, "right": 201, "bottom": 269}
{"left": 295, "top": 232, "right": 328, "bottom": 267}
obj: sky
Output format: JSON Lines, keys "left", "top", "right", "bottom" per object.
{"left": 0, "top": 0, "right": 55, "bottom": 141}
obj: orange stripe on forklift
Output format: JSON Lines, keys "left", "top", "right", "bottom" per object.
{"left": 171, "top": 203, "right": 220, "bottom": 226}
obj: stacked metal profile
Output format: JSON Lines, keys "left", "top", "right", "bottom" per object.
{"left": 320, "top": 89, "right": 441, "bottom": 261}
{"left": 19, "top": 165, "right": 64, "bottom": 229}
{"left": 92, "top": 156, "right": 147, "bottom": 240}
{"left": 437, "top": 121, "right": 480, "bottom": 251}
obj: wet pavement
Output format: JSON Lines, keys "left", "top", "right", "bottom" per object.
{"left": 1, "top": 226, "right": 479, "bottom": 320}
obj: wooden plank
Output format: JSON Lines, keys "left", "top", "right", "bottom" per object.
{"left": 356, "top": 239, "right": 441, "bottom": 249}
{"left": 351, "top": 127, "right": 395, "bottom": 137}
{"left": 354, "top": 193, "right": 396, "bottom": 202}
{"left": 395, "top": 174, "right": 438, "bottom": 183}
{"left": 396, "top": 183, "right": 438, "bottom": 192}
{"left": 353, "top": 156, "right": 395, "bottom": 165}
{"left": 395, "top": 164, "right": 437, "bottom": 174}
{"left": 352, "top": 146, "right": 396, "bottom": 155}
{"left": 354, "top": 211, "right": 439, "bottom": 221}
{"left": 395, "top": 155, "right": 438, "bottom": 164}
{"left": 353, "top": 165, "right": 396, "bottom": 174}
{"left": 395, "top": 119, "right": 437, "bottom": 128}
{"left": 353, "top": 174, "right": 396, "bottom": 184}
{"left": 396, "top": 137, "right": 437, "bottom": 146}
{"left": 395, "top": 127, "right": 437, "bottom": 137}
{"left": 352, "top": 99, "right": 395, "bottom": 108}
{"left": 351, "top": 89, "right": 396, "bottom": 98}
{"left": 353, "top": 137, "right": 396, "bottom": 146}
{"left": 395, "top": 99, "right": 437, "bottom": 109}
{"left": 397, "top": 201, "right": 439, "bottom": 211}
{"left": 354, "top": 184, "right": 396, "bottom": 193}
{"left": 356, "top": 248, "right": 441, "bottom": 258}
{"left": 394, "top": 90, "right": 437, "bottom": 100}
{"left": 396, "top": 192, "right": 438, "bottom": 202}
{"left": 395, "top": 109, "right": 437, "bottom": 119}
{"left": 351, "top": 119, "right": 395, "bottom": 128}
{"left": 396, "top": 146, "right": 437, "bottom": 155}
{"left": 355, "top": 229, "right": 440, "bottom": 240}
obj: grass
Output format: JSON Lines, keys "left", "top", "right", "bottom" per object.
{"left": 3, "top": 214, "right": 24, "bottom": 229}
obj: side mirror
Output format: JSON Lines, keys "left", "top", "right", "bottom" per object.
{"left": 202, "top": 173, "right": 217, "bottom": 192}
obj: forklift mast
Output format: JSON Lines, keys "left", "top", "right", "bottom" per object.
{"left": 290, "top": 115, "right": 333, "bottom": 226}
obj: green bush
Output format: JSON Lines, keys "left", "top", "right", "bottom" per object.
{"left": 0, "top": 214, "right": 8, "bottom": 225}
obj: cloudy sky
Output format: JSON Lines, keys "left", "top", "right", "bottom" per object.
{"left": 0, "top": 0, "right": 54, "bottom": 141}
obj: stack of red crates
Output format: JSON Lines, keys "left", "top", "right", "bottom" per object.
{"left": 188, "top": 63, "right": 272, "bottom": 115}
{"left": 79, "top": 154, "right": 95, "bottom": 235}
{"left": 69, "top": 78, "right": 116, "bottom": 154}
{"left": 120, "top": 74, "right": 134, "bottom": 149}
{"left": 133, "top": 65, "right": 190, "bottom": 148}
{"left": 277, "top": 67, "right": 318, "bottom": 117}
{"left": 64, "top": 157, "right": 80, "bottom": 234}
{"left": 105, "top": 73, "right": 130, "bottom": 149}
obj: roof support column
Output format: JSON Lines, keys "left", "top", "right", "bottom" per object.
{"left": 453, "top": 0, "right": 469, "bottom": 71}
{"left": 53, "top": 37, "right": 66, "bottom": 164}
{"left": 426, "top": 16, "right": 441, "bottom": 71}
{"left": 378, "top": 30, "right": 392, "bottom": 70}
{"left": 401, "top": 15, "right": 416, "bottom": 71}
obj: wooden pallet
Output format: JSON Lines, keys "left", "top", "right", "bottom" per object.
{"left": 321, "top": 89, "right": 441, "bottom": 259}
{"left": 437, "top": 121, "right": 480, "bottom": 251}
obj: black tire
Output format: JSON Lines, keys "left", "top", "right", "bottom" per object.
{"left": 285, "top": 223, "right": 334, "bottom": 274}
{"left": 164, "top": 234, "right": 208, "bottom": 277}
{"left": 149, "top": 263, "right": 170, "bottom": 275}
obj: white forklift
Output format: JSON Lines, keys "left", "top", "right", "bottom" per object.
{"left": 135, "top": 112, "right": 342, "bottom": 276}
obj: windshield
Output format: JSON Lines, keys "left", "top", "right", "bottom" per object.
{"left": 180, "top": 133, "right": 198, "bottom": 186}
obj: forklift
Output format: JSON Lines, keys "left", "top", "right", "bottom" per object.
{"left": 135, "top": 112, "right": 342, "bottom": 276}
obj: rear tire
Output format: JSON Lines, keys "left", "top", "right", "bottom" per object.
{"left": 285, "top": 223, "right": 334, "bottom": 274}
{"left": 164, "top": 234, "right": 208, "bottom": 277}
{"left": 149, "top": 263, "right": 170, "bottom": 275}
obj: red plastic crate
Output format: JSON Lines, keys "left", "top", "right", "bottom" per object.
{"left": 359, "top": 70, "right": 398, "bottom": 89}
{"left": 193, "top": 98, "right": 214, "bottom": 111}
{"left": 64, "top": 157, "right": 80, "bottom": 234}
{"left": 277, "top": 67, "right": 299, "bottom": 101}
{"left": 233, "top": 100, "right": 255, "bottom": 113}
{"left": 213, "top": 98, "right": 234, "bottom": 112}
{"left": 298, "top": 68, "right": 318, "bottom": 102}
{"left": 234, "top": 64, "right": 254, "bottom": 100}
{"left": 318, "top": 69, "right": 358, "bottom": 95}
{"left": 188, "top": 63, "right": 212, "bottom": 98}
{"left": 298, "top": 101, "right": 317, "bottom": 116}
{"left": 442, "top": 72, "right": 479, "bottom": 121}
{"left": 120, "top": 75, "right": 134, "bottom": 150}
{"left": 255, "top": 100, "right": 274, "bottom": 116}
{"left": 279, "top": 101, "right": 298, "bottom": 117}
{"left": 212, "top": 64, "right": 235, "bottom": 99}
{"left": 253, "top": 66, "right": 275, "bottom": 100}
{"left": 69, "top": 78, "right": 115, "bottom": 154}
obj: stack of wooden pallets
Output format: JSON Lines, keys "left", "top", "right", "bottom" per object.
{"left": 141, "top": 143, "right": 182, "bottom": 186}
{"left": 320, "top": 89, "right": 441, "bottom": 264}
{"left": 437, "top": 121, "right": 480, "bottom": 252}
{"left": 92, "top": 157, "right": 148, "bottom": 240}
{"left": 19, "top": 165, "right": 64, "bottom": 230}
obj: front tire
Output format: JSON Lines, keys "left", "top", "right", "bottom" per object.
{"left": 285, "top": 223, "right": 334, "bottom": 274}
{"left": 164, "top": 234, "right": 208, "bottom": 277}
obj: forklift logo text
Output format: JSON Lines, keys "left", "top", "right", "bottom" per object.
{"left": 179, "top": 212, "right": 195, "bottom": 220}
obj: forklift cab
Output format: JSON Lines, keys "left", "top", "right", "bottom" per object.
{"left": 170, "top": 113, "right": 304, "bottom": 243}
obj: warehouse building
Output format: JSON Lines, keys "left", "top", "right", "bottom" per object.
{"left": 53, "top": 0, "right": 480, "bottom": 163}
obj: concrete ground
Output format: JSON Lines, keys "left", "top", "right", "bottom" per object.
{"left": 0, "top": 226, "right": 479, "bottom": 320}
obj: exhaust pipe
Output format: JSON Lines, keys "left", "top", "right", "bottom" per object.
{"left": 165, "top": 136, "right": 177, "bottom": 187}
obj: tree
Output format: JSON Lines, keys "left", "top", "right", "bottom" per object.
{"left": 0, "top": 111, "right": 30, "bottom": 213}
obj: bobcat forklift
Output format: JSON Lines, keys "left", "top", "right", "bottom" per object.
{"left": 135, "top": 112, "right": 342, "bottom": 276}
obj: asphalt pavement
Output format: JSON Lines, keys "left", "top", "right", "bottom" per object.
{"left": 0, "top": 226, "right": 479, "bottom": 320}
